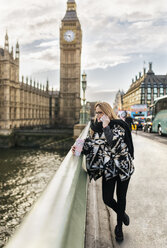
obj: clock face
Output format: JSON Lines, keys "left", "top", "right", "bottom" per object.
{"left": 64, "top": 30, "right": 75, "bottom": 42}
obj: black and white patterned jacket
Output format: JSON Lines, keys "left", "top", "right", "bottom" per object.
{"left": 82, "top": 123, "right": 135, "bottom": 182}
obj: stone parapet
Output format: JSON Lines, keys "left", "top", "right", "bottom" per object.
{"left": 73, "top": 123, "right": 86, "bottom": 139}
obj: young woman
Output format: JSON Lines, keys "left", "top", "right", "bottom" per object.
{"left": 72, "top": 102, "right": 135, "bottom": 242}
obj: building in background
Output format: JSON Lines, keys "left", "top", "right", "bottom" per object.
{"left": 113, "top": 90, "right": 125, "bottom": 114}
{"left": 0, "top": 0, "right": 83, "bottom": 132}
{"left": 0, "top": 33, "right": 55, "bottom": 131}
{"left": 59, "top": 0, "right": 82, "bottom": 127}
{"left": 86, "top": 101, "right": 96, "bottom": 119}
{"left": 123, "top": 62, "right": 167, "bottom": 111}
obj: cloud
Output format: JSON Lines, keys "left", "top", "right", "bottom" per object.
{"left": 37, "top": 40, "right": 58, "bottom": 48}
{"left": 86, "top": 86, "right": 117, "bottom": 106}
{"left": 1, "top": 0, "right": 167, "bottom": 96}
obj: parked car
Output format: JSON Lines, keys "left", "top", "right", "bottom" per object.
{"left": 143, "top": 116, "right": 153, "bottom": 133}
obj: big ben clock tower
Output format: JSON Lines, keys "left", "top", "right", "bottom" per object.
{"left": 59, "top": 0, "right": 82, "bottom": 127}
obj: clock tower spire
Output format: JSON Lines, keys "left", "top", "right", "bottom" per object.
{"left": 67, "top": 0, "right": 76, "bottom": 11}
{"left": 59, "top": 0, "right": 82, "bottom": 127}
{"left": 63, "top": 0, "right": 78, "bottom": 22}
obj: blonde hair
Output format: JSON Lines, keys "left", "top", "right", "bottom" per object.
{"left": 94, "top": 102, "right": 118, "bottom": 120}
{"left": 89, "top": 102, "right": 118, "bottom": 137}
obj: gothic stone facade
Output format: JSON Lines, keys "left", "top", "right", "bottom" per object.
{"left": 59, "top": 0, "right": 82, "bottom": 127}
{"left": 0, "top": 33, "right": 55, "bottom": 130}
{"left": 123, "top": 62, "right": 167, "bottom": 111}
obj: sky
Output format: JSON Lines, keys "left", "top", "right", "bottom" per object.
{"left": 1, "top": 0, "right": 167, "bottom": 106}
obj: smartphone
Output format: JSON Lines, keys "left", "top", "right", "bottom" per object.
{"left": 100, "top": 115, "right": 106, "bottom": 122}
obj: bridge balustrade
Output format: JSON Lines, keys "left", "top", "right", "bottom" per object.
{"left": 6, "top": 123, "right": 90, "bottom": 248}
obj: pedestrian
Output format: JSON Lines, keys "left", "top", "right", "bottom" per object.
{"left": 125, "top": 113, "right": 133, "bottom": 131}
{"left": 72, "top": 102, "right": 135, "bottom": 242}
{"left": 120, "top": 110, "right": 127, "bottom": 121}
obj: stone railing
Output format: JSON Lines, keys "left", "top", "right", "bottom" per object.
{"left": 5, "top": 122, "right": 90, "bottom": 248}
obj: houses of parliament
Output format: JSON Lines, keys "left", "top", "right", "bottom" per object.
{"left": 0, "top": 0, "right": 82, "bottom": 132}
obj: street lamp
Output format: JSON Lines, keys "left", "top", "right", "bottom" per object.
{"left": 80, "top": 72, "right": 87, "bottom": 124}
{"left": 82, "top": 72, "right": 87, "bottom": 107}
{"left": 82, "top": 72, "right": 87, "bottom": 83}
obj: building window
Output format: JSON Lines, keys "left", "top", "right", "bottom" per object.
{"left": 141, "top": 94, "right": 145, "bottom": 100}
{"left": 147, "top": 94, "right": 151, "bottom": 100}
{"left": 153, "top": 87, "right": 157, "bottom": 93}
{"left": 153, "top": 94, "right": 158, "bottom": 100}
{"left": 141, "top": 87, "right": 145, "bottom": 94}
{"left": 160, "top": 87, "right": 164, "bottom": 94}
{"left": 147, "top": 87, "right": 151, "bottom": 93}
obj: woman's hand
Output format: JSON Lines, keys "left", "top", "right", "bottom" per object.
{"left": 71, "top": 145, "right": 76, "bottom": 155}
{"left": 72, "top": 138, "right": 85, "bottom": 156}
{"left": 101, "top": 114, "right": 110, "bottom": 128}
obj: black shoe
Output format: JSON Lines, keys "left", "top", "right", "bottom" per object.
{"left": 114, "top": 225, "right": 124, "bottom": 242}
{"left": 123, "top": 213, "right": 130, "bottom": 226}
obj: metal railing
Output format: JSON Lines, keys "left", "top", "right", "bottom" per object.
{"left": 5, "top": 123, "right": 90, "bottom": 248}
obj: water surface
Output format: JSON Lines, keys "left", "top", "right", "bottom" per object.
{"left": 0, "top": 147, "right": 68, "bottom": 247}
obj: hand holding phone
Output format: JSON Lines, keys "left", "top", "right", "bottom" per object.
{"left": 100, "top": 114, "right": 110, "bottom": 128}
{"left": 72, "top": 138, "right": 84, "bottom": 156}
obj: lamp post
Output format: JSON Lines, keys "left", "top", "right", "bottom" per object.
{"left": 80, "top": 72, "right": 87, "bottom": 124}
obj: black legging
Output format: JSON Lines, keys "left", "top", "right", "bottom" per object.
{"left": 102, "top": 175, "right": 130, "bottom": 226}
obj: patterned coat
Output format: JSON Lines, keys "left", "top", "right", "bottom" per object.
{"left": 82, "top": 124, "right": 135, "bottom": 182}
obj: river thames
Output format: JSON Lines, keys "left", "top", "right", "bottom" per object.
{"left": 0, "top": 146, "right": 71, "bottom": 247}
